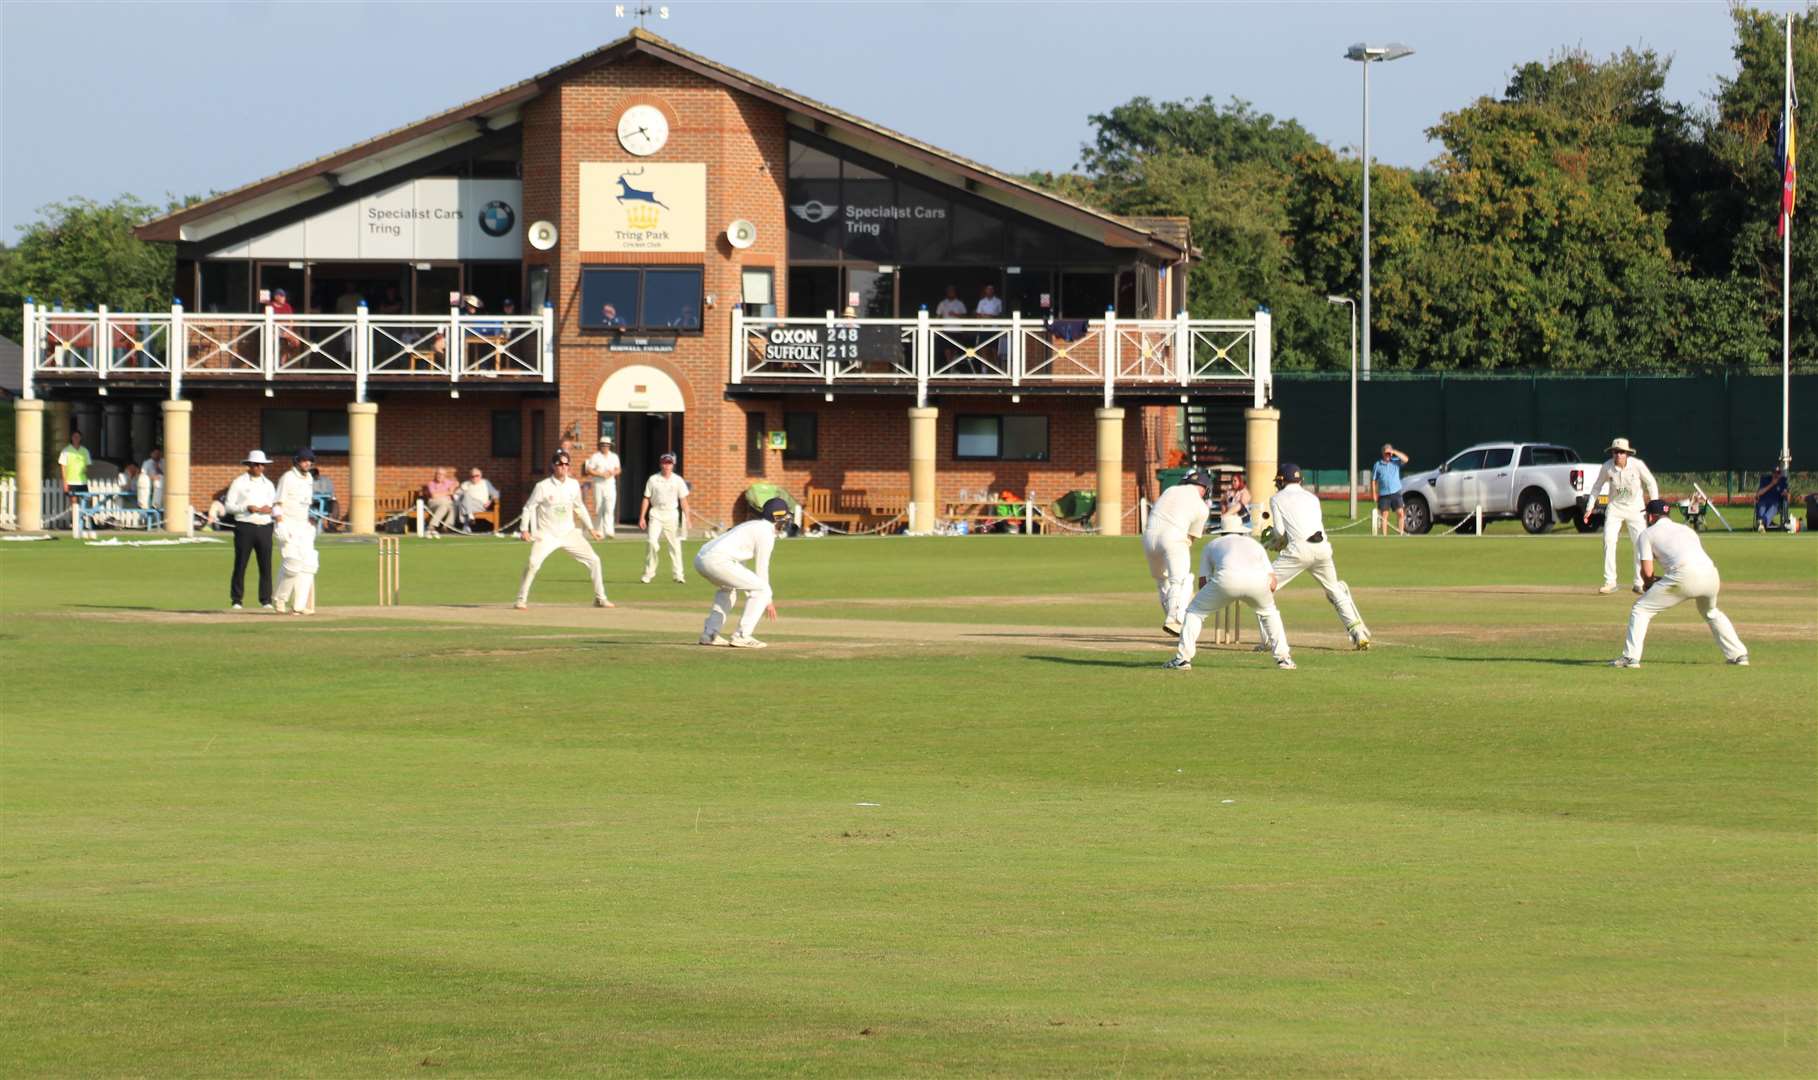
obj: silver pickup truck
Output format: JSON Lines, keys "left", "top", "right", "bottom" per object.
{"left": 1399, "top": 442, "right": 1589, "bottom": 534}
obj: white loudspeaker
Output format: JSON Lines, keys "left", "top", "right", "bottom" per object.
{"left": 726, "top": 219, "right": 757, "bottom": 249}
{"left": 527, "top": 220, "right": 558, "bottom": 251}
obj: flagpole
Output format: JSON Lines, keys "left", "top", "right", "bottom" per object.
{"left": 1783, "top": 12, "right": 1793, "bottom": 473}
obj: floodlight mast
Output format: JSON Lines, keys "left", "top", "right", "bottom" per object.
{"left": 1344, "top": 41, "right": 1414, "bottom": 393}
{"left": 1327, "top": 295, "right": 1359, "bottom": 518}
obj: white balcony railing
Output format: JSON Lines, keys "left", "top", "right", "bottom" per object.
{"left": 21, "top": 302, "right": 557, "bottom": 401}
{"left": 734, "top": 309, "right": 1272, "bottom": 407}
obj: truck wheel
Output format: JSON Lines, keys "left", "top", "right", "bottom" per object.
{"left": 1575, "top": 512, "right": 1602, "bottom": 534}
{"left": 1403, "top": 494, "right": 1432, "bottom": 535}
{"left": 1519, "top": 491, "right": 1551, "bottom": 534}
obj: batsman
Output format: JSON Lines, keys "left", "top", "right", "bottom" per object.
{"left": 1142, "top": 468, "right": 1213, "bottom": 636}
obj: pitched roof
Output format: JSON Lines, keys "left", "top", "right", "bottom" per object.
{"left": 137, "top": 29, "right": 1186, "bottom": 259}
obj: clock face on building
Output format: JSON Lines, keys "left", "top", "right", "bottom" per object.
{"left": 617, "top": 105, "right": 670, "bottom": 157}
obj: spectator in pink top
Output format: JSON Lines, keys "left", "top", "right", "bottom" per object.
{"left": 425, "top": 466, "right": 459, "bottom": 537}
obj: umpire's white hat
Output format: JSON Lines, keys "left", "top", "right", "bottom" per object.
{"left": 242, "top": 450, "right": 272, "bottom": 465}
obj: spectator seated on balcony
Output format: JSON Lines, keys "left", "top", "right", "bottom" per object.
{"left": 333, "top": 282, "right": 363, "bottom": 316}
{"left": 599, "top": 302, "right": 627, "bottom": 328}
{"left": 1754, "top": 466, "right": 1791, "bottom": 531}
{"left": 377, "top": 285, "right": 405, "bottom": 315}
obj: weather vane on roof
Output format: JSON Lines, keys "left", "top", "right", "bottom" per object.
{"left": 615, "top": 4, "right": 669, "bottom": 29}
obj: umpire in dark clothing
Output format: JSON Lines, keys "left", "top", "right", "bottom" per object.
{"left": 224, "top": 450, "right": 278, "bottom": 610}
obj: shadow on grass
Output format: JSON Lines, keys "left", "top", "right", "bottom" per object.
{"left": 1024, "top": 654, "right": 1161, "bottom": 669}
{"left": 1418, "top": 655, "right": 1626, "bottom": 667}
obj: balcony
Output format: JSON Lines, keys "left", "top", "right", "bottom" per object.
{"left": 733, "top": 310, "right": 1272, "bottom": 407}
{"left": 21, "top": 303, "right": 554, "bottom": 399}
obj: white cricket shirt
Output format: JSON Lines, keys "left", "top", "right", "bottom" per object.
{"left": 644, "top": 472, "right": 690, "bottom": 513}
{"left": 224, "top": 473, "right": 276, "bottom": 525}
{"left": 524, "top": 476, "right": 589, "bottom": 537}
{"left": 1637, "top": 518, "right": 1715, "bottom": 577}
{"left": 585, "top": 451, "right": 620, "bottom": 480}
{"left": 1268, "top": 484, "right": 1326, "bottom": 547}
{"left": 274, "top": 467, "right": 315, "bottom": 522}
{"left": 1199, "top": 532, "right": 1273, "bottom": 580}
{"left": 1589, "top": 457, "right": 1659, "bottom": 515}
{"left": 698, "top": 519, "right": 778, "bottom": 589}
{"left": 1146, "top": 484, "right": 1211, "bottom": 540}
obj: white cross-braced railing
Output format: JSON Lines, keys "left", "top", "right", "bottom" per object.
{"left": 20, "top": 301, "right": 556, "bottom": 402}
{"left": 734, "top": 309, "right": 1272, "bottom": 407}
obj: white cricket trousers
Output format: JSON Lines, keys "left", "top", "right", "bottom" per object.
{"left": 593, "top": 481, "right": 617, "bottom": 538}
{"left": 517, "top": 531, "right": 606, "bottom": 604}
{"left": 1602, "top": 507, "right": 1647, "bottom": 588}
{"left": 1271, "top": 540, "right": 1370, "bottom": 644}
{"left": 1621, "top": 564, "right": 1746, "bottom": 663}
{"left": 644, "top": 509, "right": 685, "bottom": 582}
{"left": 1142, "top": 528, "right": 1194, "bottom": 624}
{"left": 1175, "top": 573, "right": 1289, "bottom": 664}
{"left": 273, "top": 521, "right": 317, "bottom": 614}
{"left": 696, "top": 554, "right": 770, "bottom": 640}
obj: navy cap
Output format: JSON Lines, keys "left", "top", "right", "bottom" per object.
{"left": 294, "top": 446, "right": 315, "bottom": 461}
{"left": 1645, "top": 499, "right": 1673, "bottom": 517}
{"left": 551, "top": 451, "right": 571, "bottom": 466}
{"left": 1275, "top": 462, "right": 1302, "bottom": 484}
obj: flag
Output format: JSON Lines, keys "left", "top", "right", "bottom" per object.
{"left": 1779, "top": 109, "right": 1798, "bottom": 238}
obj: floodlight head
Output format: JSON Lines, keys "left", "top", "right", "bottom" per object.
{"left": 1326, "top": 295, "right": 1351, "bottom": 305}
{"left": 1346, "top": 42, "right": 1414, "bottom": 62}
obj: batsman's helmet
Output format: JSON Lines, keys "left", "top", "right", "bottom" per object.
{"left": 1276, "top": 462, "right": 1303, "bottom": 485}
{"left": 761, "top": 497, "right": 792, "bottom": 524}
{"left": 1180, "top": 468, "right": 1212, "bottom": 490}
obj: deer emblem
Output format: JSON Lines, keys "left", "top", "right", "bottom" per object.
{"left": 615, "top": 167, "right": 671, "bottom": 210}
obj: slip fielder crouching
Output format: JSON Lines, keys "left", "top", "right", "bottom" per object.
{"left": 695, "top": 497, "right": 792, "bottom": 649}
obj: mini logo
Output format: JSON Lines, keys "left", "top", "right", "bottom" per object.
{"left": 626, "top": 204, "right": 661, "bottom": 230}
{"left": 790, "top": 199, "right": 837, "bottom": 224}
{"left": 478, "top": 200, "right": 515, "bottom": 237}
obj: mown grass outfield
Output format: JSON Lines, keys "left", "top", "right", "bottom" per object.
{"left": 2, "top": 521, "right": 1814, "bottom": 1077}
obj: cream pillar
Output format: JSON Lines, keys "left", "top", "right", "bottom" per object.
{"left": 47, "top": 400, "right": 70, "bottom": 456}
{"left": 14, "top": 400, "right": 45, "bottom": 531}
{"left": 1245, "top": 407, "right": 1281, "bottom": 530}
{"left": 160, "top": 400, "right": 192, "bottom": 533}
{"left": 348, "top": 402, "right": 378, "bottom": 535}
{"left": 1095, "top": 407, "right": 1126, "bottom": 536}
{"left": 907, "top": 406, "right": 938, "bottom": 535}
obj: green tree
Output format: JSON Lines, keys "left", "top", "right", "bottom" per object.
{"left": 1701, "top": 6, "right": 1817, "bottom": 369}
{"left": 0, "top": 196, "right": 191, "bottom": 342}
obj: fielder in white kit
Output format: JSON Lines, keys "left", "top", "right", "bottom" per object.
{"left": 1143, "top": 469, "right": 1213, "bottom": 636}
{"left": 514, "top": 451, "right": 610, "bottom": 610}
{"left": 639, "top": 452, "right": 691, "bottom": 584}
{"left": 584, "top": 436, "right": 621, "bottom": 539}
{"left": 1584, "top": 436, "right": 1659, "bottom": 594}
{"left": 272, "top": 447, "right": 319, "bottom": 615}
{"left": 1610, "top": 499, "right": 1748, "bottom": 668}
{"left": 1164, "top": 515, "right": 1295, "bottom": 671}
{"left": 1262, "top": 463, "right": 1371, "bottom": 650}
{"left": 695, "top": 497, "right": 793, "bottom": 649}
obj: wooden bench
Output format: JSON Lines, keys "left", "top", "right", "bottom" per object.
{"left": 375, "top": 489, "right": 419, "bottom": 527}
{"left": 803, "top": 486, "right": 864, "bottom": 532}
{"left": 862, "top": 490, "right": 909, "bottom": 532}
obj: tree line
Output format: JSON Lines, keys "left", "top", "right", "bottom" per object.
{"left": 1029, "top": 6, "right": 1815, "bottom": 372}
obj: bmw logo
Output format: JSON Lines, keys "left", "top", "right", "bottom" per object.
{"left": 479, "top": 200, "right": 516, "bottom": 237}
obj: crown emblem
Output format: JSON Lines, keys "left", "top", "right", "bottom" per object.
{"left": 626, "top": 204, "right": 661, "bottom": 229}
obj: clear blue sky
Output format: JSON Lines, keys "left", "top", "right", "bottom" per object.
{"left": 0, "top": 1, "right": 1803, "bottom": 238}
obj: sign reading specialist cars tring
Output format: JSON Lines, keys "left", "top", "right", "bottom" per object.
{"left": 579, "top": 163, "right": 706, "bottom": 252}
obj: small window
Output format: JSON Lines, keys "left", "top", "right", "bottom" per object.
{"left": 578, "top": 266, "right": 703, "bottom": 331}
{"left": 1447, "top": 449, "right": 1488, "bottom": 472}
{"left": 1001, "top": 416, "right": 1049, "bottom": 461}
{"left": 530, "top": 410, "right": 546, "bottom": 470}
{"left": 492, "top": 410, "right": 522, "bottom": 458}
{"left": 1482, "top": 447, "right": 1514, "bottom": 469}
{"left": 1523, "top": 445, "right": 1576, "bottom": 466}
{"left": 261, "top": 409, "right": 347, "bottom": 454}
{"left": 954, "top": 415, "right": 1049, "bottom": 461}
{"left": 746, "top": 411, "right": 766, "bottom": 475}
{"left": 742, "top": 268, "right": 776, "bottom": 318}
{"left": 955, "top": 416, "right": 1000, "bottom": 459}
{"left": 783, "top": 412, "right": 818, "bottom": 461}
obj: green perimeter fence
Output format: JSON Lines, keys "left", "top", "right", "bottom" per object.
{"left": 1272, "top": 372, "right": 1813, "bottom": 482}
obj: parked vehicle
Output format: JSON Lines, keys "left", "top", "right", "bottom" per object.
{"left": 1399, "top": 442, "right": 1589, "bottom": 534}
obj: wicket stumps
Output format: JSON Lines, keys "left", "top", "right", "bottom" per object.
{"left": 1210, "top": 601, "right": 1242, "bottom": 645}
{"left": 377, "top": 536, "right": 401, "bottom": 606}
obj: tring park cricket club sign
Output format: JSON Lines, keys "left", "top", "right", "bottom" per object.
{"left": 579, "top": 163, "right": 706, "bottom": 252}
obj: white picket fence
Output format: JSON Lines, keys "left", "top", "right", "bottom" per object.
{"left": 0, "top": 475, "right": 164, "bottom": 531}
